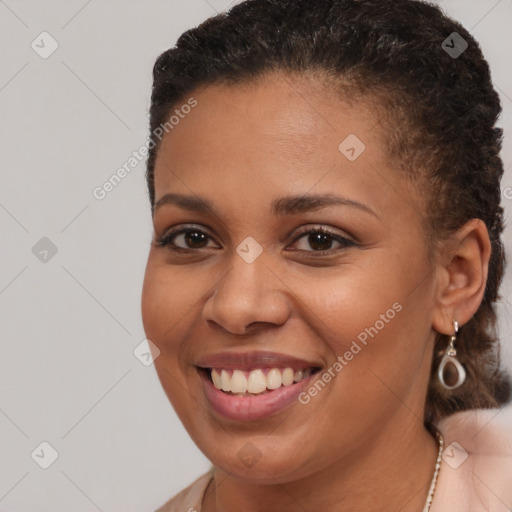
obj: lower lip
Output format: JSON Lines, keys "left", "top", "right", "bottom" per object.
{"left": 198, "top": 369, "right": 318, "bottom": 421}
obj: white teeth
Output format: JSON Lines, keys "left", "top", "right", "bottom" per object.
{"left": 220, "top": 369, "right": 231, "bottom": 392}
{"left": 266, "top": 368, "right": 282, "bottom": 389}
{"left": 247, "top": 369, "right": 267, "bottom": 393}
{"left": 282, "top": 367, "right": 294, "bottom": 386}
{"left": 211, "top": 369, "right": 222, "bottom": 389}
{"left": 230, "top": 369, "right": 248, "bottom": 393}
{"left": 210, "top": 366, "right": 314, "bottom": 394}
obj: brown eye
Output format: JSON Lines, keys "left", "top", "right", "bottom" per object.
{"left": 156, "top": 227, "right": 218, "bottom": 251}
{"left": 178, "top": 230, "right": 209, "bottom": 249}
{"left": 306, "top": 231, "right": 335, "bottom": 251}
{"left": 290, "top": 227, "right": 356, "bottom": 255}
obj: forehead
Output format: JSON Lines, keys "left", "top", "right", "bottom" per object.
{"left": 152, "top": 72, "right": 419, "bottom": 221}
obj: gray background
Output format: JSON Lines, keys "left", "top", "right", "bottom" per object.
{"left": 0, "top": 1, "right": 511, "bottom": 510}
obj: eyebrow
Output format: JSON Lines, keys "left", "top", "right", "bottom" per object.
{"left": 153, "top": 192, "right": 378, "bottom": 218}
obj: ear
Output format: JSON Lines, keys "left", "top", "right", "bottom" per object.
{"left": 431, "top": 219, "right": 491, "bottom": 335}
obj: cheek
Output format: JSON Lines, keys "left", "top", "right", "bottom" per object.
{"left": 141, "top": 254, "right": 202, "bottom": 345}
{"left": 141, "top": 256, "right": 202, "bottom": 423}
{"left": 291, "top": 263, "right": 405, "bottom": 351}
{"left": 294, "top": 257, "right": 430, "bottom": 399}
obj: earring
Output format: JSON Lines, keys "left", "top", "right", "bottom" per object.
{"left": 438, "top": 320, "right": 466, "bottom": 390}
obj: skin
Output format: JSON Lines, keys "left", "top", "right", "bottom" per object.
{"left": 141, "top": 72, "right": 491, "bottom": 512}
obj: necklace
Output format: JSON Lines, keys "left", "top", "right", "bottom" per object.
{"left": 422, "top": 428, "right": 444, "bottom": 512}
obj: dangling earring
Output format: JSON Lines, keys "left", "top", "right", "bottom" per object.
{"left": 438, "top": 320, "right": 466, "bottom": 390}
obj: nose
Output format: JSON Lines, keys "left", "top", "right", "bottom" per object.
{"left": 202, "top": 252, "right": 291, "bottom": 335}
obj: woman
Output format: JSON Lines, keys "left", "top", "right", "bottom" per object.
{"left": 141, "top": 0, "right": 512, "bottom": 510}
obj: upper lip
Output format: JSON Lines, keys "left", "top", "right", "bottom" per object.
{"left": 195, "top": 351, "right": 322, "bottom": 371}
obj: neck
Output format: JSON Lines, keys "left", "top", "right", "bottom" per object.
{"left": 203, "top": 417, "right": 439, "bottom": 512}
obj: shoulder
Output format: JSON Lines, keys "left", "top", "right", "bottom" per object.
{"left": 436, "top": 402, "right": 512, "bottom": 454}
{"left": 431, "top": 402, "right": 512, "bottom": 512}
{"left": 154, "top": 467, "right": 215, "bottom": 512}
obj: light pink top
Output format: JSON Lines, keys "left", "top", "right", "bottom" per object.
{"left": 155, "top": 404, "right": 512, "bottom": 511}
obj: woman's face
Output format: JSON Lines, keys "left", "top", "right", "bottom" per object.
{"left": 141, "top": 72, "right": 438, "bottom": 482}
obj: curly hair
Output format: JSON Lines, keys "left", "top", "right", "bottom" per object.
{"left": 145, "top": 0, "right": 511, "bottom": 424}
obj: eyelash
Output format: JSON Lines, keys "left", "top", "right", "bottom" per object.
{"left": 155, "top": 224, "right": 356, "bottom": 256}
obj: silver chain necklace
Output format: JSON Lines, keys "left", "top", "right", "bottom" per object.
{"left": 422, "top": 429, "right": 444, "bottom": 512}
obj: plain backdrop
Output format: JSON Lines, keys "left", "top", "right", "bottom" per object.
{"left": 0, "top": 1, "right": 511, "bottom": 510}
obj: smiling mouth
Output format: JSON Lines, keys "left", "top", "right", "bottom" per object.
{"left": 199, "top": 366, "right": 322, "bottom": 396}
